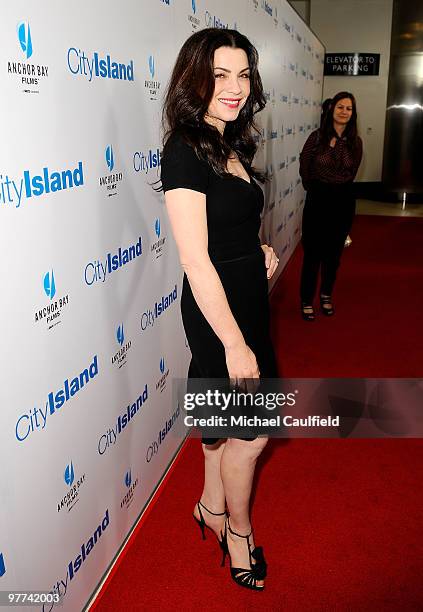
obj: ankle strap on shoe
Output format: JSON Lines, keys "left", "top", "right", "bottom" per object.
{"left": 227, "top": 517, "right": 252, "bottom": 540}
{"left": 198, "top": 500, "right": 226, "bottom": 516}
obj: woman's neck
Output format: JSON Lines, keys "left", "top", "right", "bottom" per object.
{"left": 333, "top": 122, "right": 346, "bottom": 138}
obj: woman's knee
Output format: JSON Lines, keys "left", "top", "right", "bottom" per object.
{"left": 202, "top": 438, "right": 226, "bottom": 458}
{"left": 226, "top": 436, "right": 268, "bottom": 460}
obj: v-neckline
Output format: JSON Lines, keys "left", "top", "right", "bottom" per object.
{"left": 230, "top": 173, "right": 251, "bottom": 186}
{"left": 227, "top": 155, "right": 251, "bottom": 185}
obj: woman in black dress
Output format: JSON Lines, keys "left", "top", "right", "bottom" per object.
{"left": 299, "top": 91, "right": 362, "bottom": 320}
{"left": 160, "top": 28, "right": 278, "bottom": 590}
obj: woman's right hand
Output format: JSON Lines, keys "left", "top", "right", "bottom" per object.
{"left": 225, "top": 342, "right": 260, "bottom": 391}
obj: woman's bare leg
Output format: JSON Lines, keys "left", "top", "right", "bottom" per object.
{"left": 220, "top": 437, "right": 268, "bottom": 586}
{"left": 193, "top": 440, "right": 227, "bottom": 538}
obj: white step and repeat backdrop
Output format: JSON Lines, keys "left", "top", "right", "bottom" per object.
{"left": 0, "top": 1, "right": 323, "bottom": 610}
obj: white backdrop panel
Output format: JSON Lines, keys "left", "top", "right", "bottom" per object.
{"left": 0, "top": 1, "right": 323, "bottom": 610}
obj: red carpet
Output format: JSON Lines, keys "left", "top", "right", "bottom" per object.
{"left": 93, "top": 215, "right": 423, "bottom": 611}
{"left": 271, "top": 214, "right": 423, "bottom": 377}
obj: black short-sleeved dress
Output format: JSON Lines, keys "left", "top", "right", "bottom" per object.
{"left": 161, "top": 133, "right": 277, "bottom": 439}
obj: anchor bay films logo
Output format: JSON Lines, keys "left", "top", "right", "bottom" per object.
{"left": 283, "top": 17, "right": 294, "bottom": 40}
{"left": 111, "top": 323, "right": 132, "bottom": 370}
{"left": 7, "top": 21, "right": 49, "bottom": 94}
{"left": 120, "top": 468, "right": 139, "bottom": 510}
{"left": 0, "top": 553, "right": 5, "bottom": 577}
{"left": 188, "top": 0, "right": 200, "bottom": 31}
{"left": 99, "top": 145, "right": 123, "bottom": 197}
{"left": 34, "top": 269, "right": 70, "bottom": 331}
{"left": 57, "top": 461, "right": 86, "bottom": 514}
{"left": 156, "top": 356, "right": 169, "bottom": 393}
{"left": 151, "top": 217, "right": 166, "bottom": 259}
{"left": 145, "top": 55, "right": 160, "bottom": 100}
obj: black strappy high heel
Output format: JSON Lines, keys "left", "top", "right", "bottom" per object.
{"left": 222, "top": 517, "right": 267, "bottom": 590}
{"left": 193, "top": 500, "right": 228, "bottom": 566}
{"left": 320, "top": 294, "right": 334, "bottom": 316}
{"left": 301, "top": 302, "right": 316, "bottom": 321}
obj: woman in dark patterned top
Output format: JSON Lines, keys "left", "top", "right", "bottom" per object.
{"left": 299, "top": 91, "right": 362, "bottom": 319}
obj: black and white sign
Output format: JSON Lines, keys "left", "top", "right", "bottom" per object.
{"left": 324, "top": 53, "right": 380, "bottom": 76}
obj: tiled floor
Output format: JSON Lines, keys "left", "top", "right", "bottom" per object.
{"left": 357, "top": 199, "right": 423, "bottom": 217}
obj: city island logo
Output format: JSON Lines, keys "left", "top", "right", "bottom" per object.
{"left": 120, "top": 468, "right": 139, "bottom": 510}
{"left": 156, "top": 356, "right": 170, "bottom": 393}
{"left": 99, "top": 145, "right": 123, "bottom": 197}
{"left": 7, "top": 21, "right": 49, "bottom": 94}
{"left": 0, "top": 161, "right": 84, "bottom": 209}
{"left": 111, "top": 323, "right": 132, "bottom": 370}
{"left": 276, "top": 213, "right": 287, "bottom": 235}
{"left": 261, "top": 1, "right": 278, "bottom": 27}
{"left": 97, "top": 385, "right": 149, "bottom": 455}
{"left": 261, "top": 0, "right": 273, "bottom": 16}
{"left": 84, "top": 236, "right": 142, "bottom": 286}
{"left": 205, "top": 11, "right": 228, "bottom": 29}
{"left": 145, "top": 55, "right": 160, "bottom": 101}
{"left": 133, "top": 146, "right": 161, "bottom": 176}
{"left": 146, "top": 403, "right": 181, "bottom": 463}
{"left": 67, "top": 47, "right": 134, "bottom": 82}
{"left": 151, "top": 217, "right": 166, "bottom": 259}
{"left": 15, "top": 355, "right": 99, "bottom": 443}
{"left": 140, "top": 284, "right": 178, "bottom": 332}
{"left": 57, "top": 461, "right": 86, "bottom": 514}
{"left": 48, "top": 509, "right": 110, "bottom": 608}
{"left": 266, "top": 195, "right": 275, "bottom": 213}
{"left": 188, "top": 0, "right": 200, "bottom": 31}
{"left": 34, "top": 269, "right": 70, "bottom": 331}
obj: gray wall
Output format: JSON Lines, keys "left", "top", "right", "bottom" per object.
{"left": 310, "top": 0, "right": 393, "bottom": 182}
{"left": 289, "top": 1, "right": 310, "bottom": 24}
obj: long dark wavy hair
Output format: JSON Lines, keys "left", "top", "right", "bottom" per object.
{"left": 161, "top": 28, "right": 266, "bottom": 182}
{"left": 320, "top": 98, "right": 333, "bottom": 127}
{"left": 319, "top": 91, "right": 359, "bottom": 150}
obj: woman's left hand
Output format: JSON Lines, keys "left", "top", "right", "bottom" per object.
{"left": 261, "top": 244, "right": 279, "bottom": 279}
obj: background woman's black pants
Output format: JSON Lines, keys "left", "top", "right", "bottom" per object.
{"left": 300, "top": 181, "right": 356, "bottom": 303}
